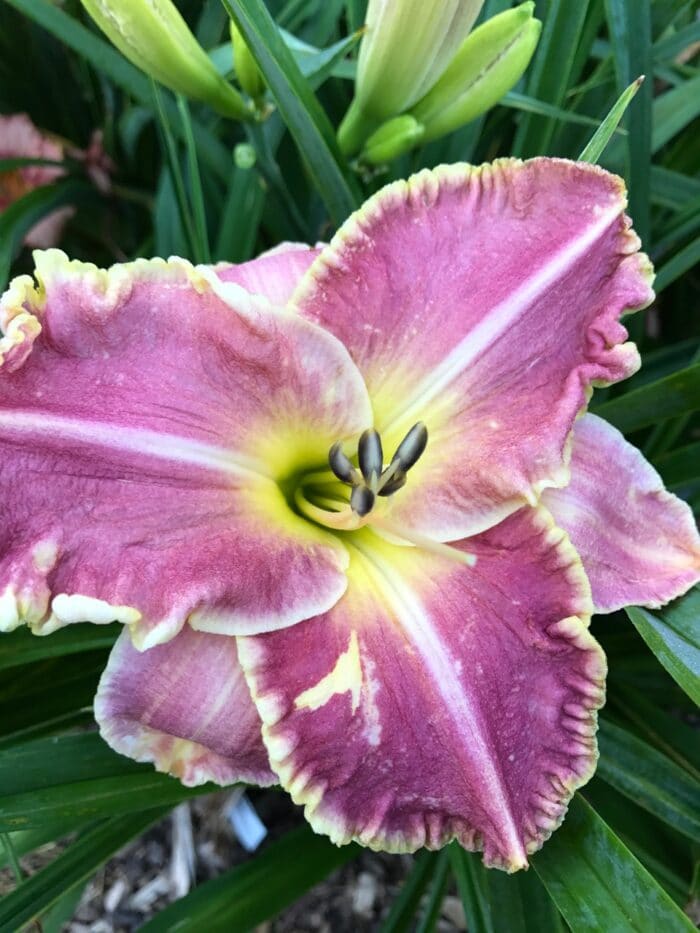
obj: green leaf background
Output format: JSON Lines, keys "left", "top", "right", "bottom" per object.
{"left": 0, "top": 0, "right": 698, "bottom": 929}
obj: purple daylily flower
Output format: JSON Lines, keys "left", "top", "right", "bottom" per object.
{"left": 1, "top": 158, "right": 698, "bottom": 871}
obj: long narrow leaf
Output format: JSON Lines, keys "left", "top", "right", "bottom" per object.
{"left": 652, "top": 73, "right": 700, "bottom": 155}
{"left": 594, "top": 363, "right": 700, "bottom": 433}
{"left": 0, "top": 180, "right": 87, "bottom": 290}
{"left": 0, "top": 811, "right": 167, "bottom": 931}
{"left": 654, "top": 19, "right": 700, "bottom": 62}
{"left": 141, "top": 825, "right": 359, "bottom": 931}
{"left": 0, "top": 624, "right": 118, "bottom": 672}
{"left": 381, "top": 851, "right": 438, "bottom": 933}
{"left": 653, "top": 441, "right": 700, "bottom": 489}
{"left": 532, "top": 795, "right": 695, "bottom": 931}
{"left": 513, "top": 0, "right": 591, "bottom": 157}
{"left": 655, "top": 234, "right": 700, "bottom": 292}
{"left": 214, "top": 160, "right": 266, "bottom": 262}
{"left": 177, "top": 95, "right": 211, "bottom": 263}
{"left": 626, "top": 589, "right": 700, "bottom": 705}
{"left": 222, "top": 0, "right": 360, "bottom": 224}
{"left": 0, "top": 733, "right": 215, "bottom": 831}
{"left": 415, "top": 850, "right": 450, "bottom": 933}
{"left": 449, "top": 844, "right": 493, "bottom": 933}
{"left": 0, "top": 772, "right": 213, "bottom": 832}
{"left": 579, "top": 76, "right": 642, "bottom": 163}
{"left": 597, "top": 719, "right": 700, "bottom": 842}
{"left": 610, "top": 685, "right": 700, "bottom": 777}
{"left": 503, "top": 90, "right": 624, "bottom": 131}
{"left": 0, "top": 820, "right": 88, "bottom": 871}
{"left": 604, "top": 0, "right": 652, "bottom": 245}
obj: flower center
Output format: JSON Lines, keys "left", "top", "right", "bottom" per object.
{"left": 331, "top": 422, "right": 428, "bottom": 517}
{"left": 293, "top": 422, "right": 428, "bottom": 532}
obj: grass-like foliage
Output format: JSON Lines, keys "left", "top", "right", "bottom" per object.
{"left": 0, "top": 0, "right": 699, "bottom": 929}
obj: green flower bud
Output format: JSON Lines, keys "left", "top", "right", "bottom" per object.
{"left": 410, "top": 2, "right": 541, "bottom": 143}
{"left": 339, "top": 0, "right": 484, "bottom": 154}
{"left": 231, "top": 19, "right": 265, "bottom": 100}
{"left": 80, "top": 0, "right": 251, "bottom": 120}
{"left": 361, "top": 115, "right": 425, "bottom": 165}
{"left": 234, "top": 143, "right": 256, "bottom": 170}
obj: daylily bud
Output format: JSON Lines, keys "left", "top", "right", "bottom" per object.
{"left": 233, "top": 143, "right": 256, "bottom": 170}
{"left": 361, "top": 115, "right": 425, "bottom": 165}
{"left": 231, "top": 19, "right": 265, "bottom": 100}
{"left": 80, "top": 0, "right": 251, "bottom": 120}
{"left": 339, "top": 0, "right": 484, "bottom": 154}
{"left": 410, "top": 2, "right": 541, "bottom": 143}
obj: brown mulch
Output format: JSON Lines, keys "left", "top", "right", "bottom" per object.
{"left": 3, "top": 790, "right": 465, "bottom": 931}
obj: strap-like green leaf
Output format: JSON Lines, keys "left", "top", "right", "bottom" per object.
{"left": 655, "top": 234, "right": 700, "bottom": 292}
{"left": 594, "top": 363, "right": 700, "bottom": 433}
{"left": 222, "top": 0, "right": 360, "bottom": 225}
{"left": 449, "top": 843, "right": 564, "bottom": 933}
{"left": 604, "top": 0, "right": 652, "bottom": 246}
{"left": 0, "top": 811, "right": 167, "bottom": 931}
{"left": 597, "top": 718, "right": 700, "bottom": 842}
{"left": 579, "top": 77, "right": 642, "bottom": 164}
{"left": 654, "top": 19, "right": 700, "bottom": 63}
{"left": 449, "top": 844, "right": 493, "bottom": 933}
{"left": 0, "top": 733, "right": 215, "bottom": 831}
{"left": 653, "top": 441, "right": 700, "bottom": 489}
{"left": 651, "top": 166, "right": 700, "bottom": 210}
{"left": 610, "top": 685, "right": 700, "bottom": 776}
{"left": 626, "top": 587, "right": 700, "bottom": 705}
{"left": 0, "top": 773, "right": 213, "bottom": 833}
{"left": 0, "top": 180, "right": 87, "bottom": 291}
{"left": 585, "top": 780, "right": 692, "bottom": 906}
{"left": 141, "top": 824, "right": 359, "bottom": 932}
{"left": 380, "top": 850, "right": 438, "bottom": 933}
{"left": 415, "top": 850, "right": 450, "bottom": 933}
{"left": 0, "top": 624, "right": 118, "bottom": 672}
{"left": 512, "top": 0, "right": 591, "bottom": 157}
{"left": 532, "top": 795, "right": 695, "bottom": 931}
{"left": 652, "top": 73, "right": 700, "bottom": 155}
{"left": 214, "top": 161, "right": 266, "bottom": 262}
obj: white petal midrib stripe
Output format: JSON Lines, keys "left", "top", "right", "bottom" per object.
{"left": 380, "top": 203, "right": 622, "bottom": 435}
{"left": 350, "top": 539, "right": 526, "bottom": 861}
{"left": 0, "top": 409, "right": 269, "bottom": 480}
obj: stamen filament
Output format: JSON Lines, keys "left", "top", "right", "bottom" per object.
{"left": 294, "top": 487, "right": 363, "bottom": 530}
{"left": 375, "top": 458, "right": 401, "bottom": 493}
{"left": 371, "top": 518, "right": 477, "bottom": 567}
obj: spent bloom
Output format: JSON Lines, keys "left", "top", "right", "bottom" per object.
{"left": 1, "top": 159, "right": 699, "bottom": 869}
{"left": 0, "top": 113, "right": 72, "bottom": 248}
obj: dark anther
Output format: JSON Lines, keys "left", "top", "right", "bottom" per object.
{"left": 358, "top": 428, "right": 383, "bottom": 484}
{"left": 327, "top": 422, "right": 428, "bottom": 518}
{"left": 351, "top": 484, "right": 375, "bottom": 517}
{"left": 329, "top": 442, "right": 357, "bottom": 484}
{"left": 378, "top": 470, "right": 406, "bottom": 497}
{"left": 391, "top": 422, "right": 428, "bottom": 472}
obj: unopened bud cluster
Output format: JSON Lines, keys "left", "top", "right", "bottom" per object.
{"left": 339, "top": 1, "right": 541, "bottom": 164}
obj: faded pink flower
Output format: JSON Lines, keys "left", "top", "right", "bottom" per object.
{"left": 0, "top": 113, "right": 72, "bottom": 248}
{"left": 68, "top": 129, "right": 116, "bottom": 194}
